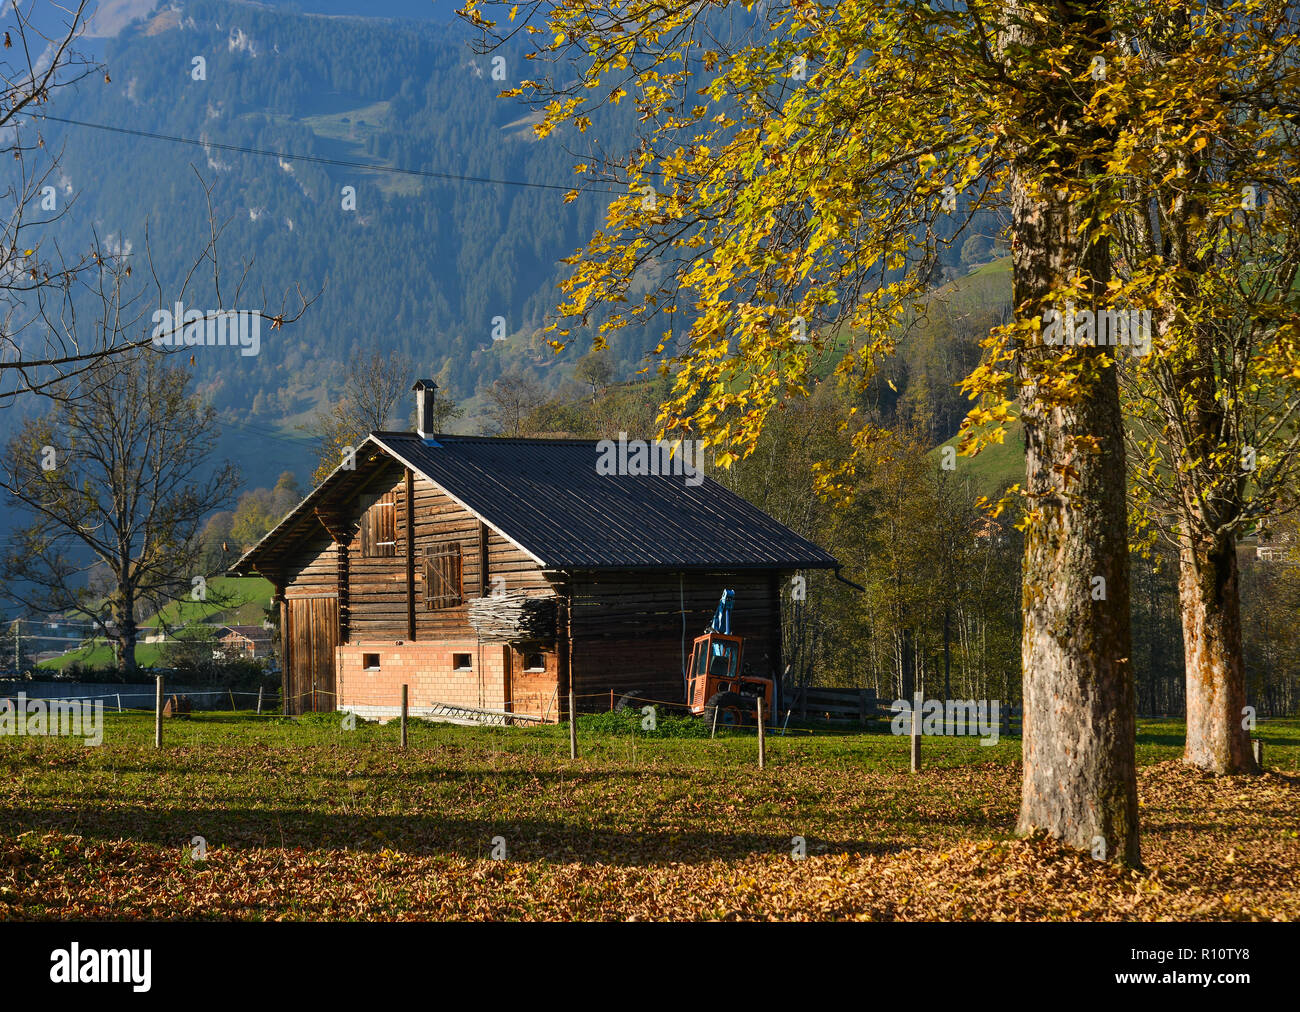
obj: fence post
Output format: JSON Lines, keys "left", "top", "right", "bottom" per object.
{"left": 115, "top": 693, "right": 122, "bottom": 714}
{"left": 400, "top": 684, "right": 408, "bottom": 749}
{"left": 568, "top": 689, "right": 577, "bottom": 760}
{"left": 229, "top": 689, "right": 236, "bottom": 712}
{"left": 757, "top": 696, "right": 766, "bottom": 769}
{"left": 256, "top": 686, "right": 264, "bottom": 715}
{"left": 909, "top": 690, "right": 921, "bottom": 773}
{"left": 154, "top": 674, "right": 163, "bottom": 749}
{"left": 710, "top": 703, "right": 720, "bottom": 740}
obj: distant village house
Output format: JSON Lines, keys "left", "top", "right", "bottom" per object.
{"left": 215, "top": 625, "right": 273, "bottom": 660}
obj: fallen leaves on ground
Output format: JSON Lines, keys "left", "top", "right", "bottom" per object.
{"left": 1, "top": 735, "right": 1295, "bottom": 920}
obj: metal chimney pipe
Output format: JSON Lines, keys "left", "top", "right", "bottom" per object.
{"left": 413, "top": 379, "right": 437, "bottom": 439}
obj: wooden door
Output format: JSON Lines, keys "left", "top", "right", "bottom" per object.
{"left": 286, "top": 597, "right": 339, "bottom": 714}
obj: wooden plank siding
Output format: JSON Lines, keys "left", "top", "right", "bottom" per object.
{"left": 282, "top": 534, "right": 338, "bottom": 600}
{"left": 285, "top": 596, "right": 339, "bottom": 714}
{"left": 278, "top": 533, "right": 341, "bottom": 713}
{"left": 346, "top": 464, "right": 410, "bottom": 639}
{"left": 565, "top": 570, "right": 783, "bottom": 709}
{"left": 342, "top": 464, "right": 553, "bottom": 642}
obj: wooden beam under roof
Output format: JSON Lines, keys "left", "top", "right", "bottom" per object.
{"left": 314, "top": 508, "right": 352, "bottom": 545}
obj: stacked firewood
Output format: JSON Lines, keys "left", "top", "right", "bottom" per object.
{"left": 467, "top": 591, "right": 558, "bottom": 643}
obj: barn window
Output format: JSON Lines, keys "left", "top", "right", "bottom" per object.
{"left": 524, "top": 652, "right": 545, "bottom": 672}
{"left": 423, "top": 543, "right": 463, "bottom": 610}
{"left": 360, "top": 491, "right": 398, "bottom": 558}
{"left": 363, "top": 653, "right": 381, "bottom": 671}
{"left": 453, "top": 653, "right": 473, "bottom": 672}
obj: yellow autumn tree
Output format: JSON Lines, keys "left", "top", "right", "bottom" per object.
{"left": 1100, "top": 6, "right": 1300, "bottom": 775}
{"left": 458, "top": 0, "right": 1299, "bottom": 860}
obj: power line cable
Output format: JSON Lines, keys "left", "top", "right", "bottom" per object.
{"left": 30, "top": 112, "right": 622, "bottom": 195}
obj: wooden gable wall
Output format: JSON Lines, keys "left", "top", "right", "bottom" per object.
{"left": 282, "top": 533, "right": 338, "bottom": 599}
{"left": 343, "top": 461, "right": 552, "bottom": 642}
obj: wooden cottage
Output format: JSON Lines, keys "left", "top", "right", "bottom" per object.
{"left": 231, "top": 390, "right": 837, "bottom": 719}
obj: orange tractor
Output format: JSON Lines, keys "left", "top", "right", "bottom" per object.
{"left": 685, "top": 589, "right": 776, "bottom": 726}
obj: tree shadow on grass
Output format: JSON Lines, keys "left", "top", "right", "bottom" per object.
{"left": 31, "top": 761, "right": 719, "bottom": 786}
{"left": 0, "top": 803, "right": 914, "bottom": 866}
{"left": 1136, "top": 729, "right": 1300, "bottom": 748}
{"left": 1136, "top": 732, "right": 1188, "bottom": 748}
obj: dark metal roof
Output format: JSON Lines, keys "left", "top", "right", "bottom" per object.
{"left": 374, "top": 432, "right": 837, "bottom": 570}
{"left": 234, "top": 432, "right": 838, "bottom": 574}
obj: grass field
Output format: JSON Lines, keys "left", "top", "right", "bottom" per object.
{"left": 1, "top": 711, "right": 1296, "bottom": 921}
{"left": 36, "top": 577, "right": 273, "bottom": 671}
{"left": 140, "top": 576, "right": 273, "bottom": 631}
{"left": 934, "top": 420, "right": 1025, "bottom": 499}
{"left": 36, "top": 642, "right": 165, "bottom": 672}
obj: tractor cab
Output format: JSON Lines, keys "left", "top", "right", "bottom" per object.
{"left": 687, "top": 631, "right": 744, "bottom": 707}
{"left": 685, "top": 590, "right": 775, "bottom": 724}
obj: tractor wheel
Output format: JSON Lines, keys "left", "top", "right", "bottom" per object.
{"left": 704, "top": 691, "right": 746, "bottom": 728}
{"left": 618, "top": 686, "right": 655, "bottom": 707}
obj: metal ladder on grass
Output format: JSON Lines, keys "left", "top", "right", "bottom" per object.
{"left": 423, "top": 702, "right": 547, "bottom": 726}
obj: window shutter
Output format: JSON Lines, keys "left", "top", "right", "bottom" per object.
{"left": 375, "top": 491, "right": 397, "bottom": 555}
{"left": 361, "top": 491, "right": 397, "bottom": 558}
{"left": 359, "top": 494, "right": 375, "bottom": 556}
{"left": 423, "top": 543, "right": 463, "bottom": 610}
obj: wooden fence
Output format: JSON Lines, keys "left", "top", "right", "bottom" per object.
{"left": 785, "top": 686, "right": 878, "bottom": 724}
{"left": 783, "top": 686, "right": 1022, "bottom": 734}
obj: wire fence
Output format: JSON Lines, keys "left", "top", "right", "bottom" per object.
{"left": 2, "top": 676, "right": 1283, "bottom": 781}
{"left": 0, "top": 687, "right": 275, "bottom": 717}
{"left": 257, "top": 685, "right": 1024, "bottom": 772}
{"left": 1, "top": 682, "right": 1018, "bottom": 733}
{"left": 2, "top": 678, "right": 1279, "bottom": 773}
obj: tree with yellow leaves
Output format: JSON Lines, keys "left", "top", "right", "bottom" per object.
{"left": 1105, "top": 7, "right": 1300, "bottom": 775}
{"left": 458, "top": 0, "right": 1296, "bottom": 862}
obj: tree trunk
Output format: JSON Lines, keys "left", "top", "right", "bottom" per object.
{"left": 120, "top": 620, "right": 138, "bottom": 676}
{"left": 1179, "top": 532, "right": 1256, "bottom": 773}
{"left": 1002, "top": 3, "right": 1141, "bottom": 866}
{"left": 1015, "top": 341, "right": 1141, "bottom": 865}
{"left": 114, "top": 586, "right": 138, "bottom": 676}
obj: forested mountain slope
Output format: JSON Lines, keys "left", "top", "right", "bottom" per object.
{"left": 15, "top": 0, "right": 1007, "bottom": 491}
{"left": 25, "top": 0, "right": 641, "bottom": 483}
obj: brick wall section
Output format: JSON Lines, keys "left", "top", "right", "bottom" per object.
{"left": 336, "top": 639, "right": 507, "bottom": 716}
